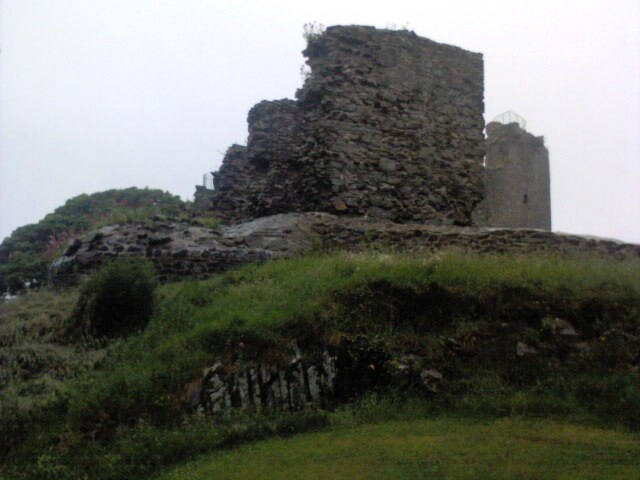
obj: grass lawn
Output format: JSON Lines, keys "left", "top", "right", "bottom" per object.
{"left": 153, "top": 417, "right": 640, "bottom": 480}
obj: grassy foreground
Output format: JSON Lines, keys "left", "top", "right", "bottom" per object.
{"left": 155, "top": 417, "right": 640, "bottom": 480}
{"left": 1, "top": 251, "right": 639, "bottom": 479}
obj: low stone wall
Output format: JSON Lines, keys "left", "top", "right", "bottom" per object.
{"left": 50, "top": 215, "right": 314, "bottom": 285}
{"left": 50, "top": 213, "right": 640, "bottom": 287}
{"left": 312, "top": 216, "right": 639, "bottom": 258}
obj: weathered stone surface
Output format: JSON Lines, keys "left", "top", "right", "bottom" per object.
{"left": 295, "top": 26, "right": 485, "bottom": 225}
{"left": 196, "top": 344, "right": 449, "bottom": 415}
{"left": 206, "top": 145, "right": 253, "bottom": 223}
{"left": 50, "top": 213, "right": 640, "bottom": 286}
{"left": 420, "top": 368, "right": 444, "bottom": 393}
{"left": 199, "top": 345, "right": 337, "bottom": 414}
{"left": 50, "top": 215, "right": 313, "bottom": 285}
{"left": 191, "top": 26, "right": 562, "bottom": 235}
{"left": 195, "top": 26, "right": 485, "bottom": 226}
{"left": 193, "top": 185, "right": 216, "bottom": 216}
{"left": 473, "top": 121, "right": 551, "bottom": 229}
{"left": 542, "top": 317, "right": 579, "bottom": 337}
{"left": 516, "top": 341, "right": 538, "bottom": 357}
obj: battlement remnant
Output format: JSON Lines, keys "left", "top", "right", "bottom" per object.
{"left": 198, "top": 25, "right": 486, "bottom": 226}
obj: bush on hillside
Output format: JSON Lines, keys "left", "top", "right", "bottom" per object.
{"left": 0, "top": 252, "right": 48, "bottom": 293}
{"left": 71, "top": 258, "right": 158, "bottom": 338}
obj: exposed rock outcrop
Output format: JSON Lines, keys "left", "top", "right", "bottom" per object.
{"left": 50, "top": 213, "right": 640, "bottom": 286}
{"left": 197, "top": 346, "right": 337, "bottom": 414}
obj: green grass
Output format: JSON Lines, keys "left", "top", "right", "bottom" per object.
{"left": 0, "top": 288, "right": 109, "bottom": 410}
{"left": 1, "top": 251, "right": 639, "bottom": 480}
{"left": 59, "top": 251, "right": 639, "bottom": 434}
{"left": 161, "top": 250, "right": 640, "bottom": 334}
{"left": 154, "top": 417, "right": 640, "bottom": 480}
{"left": 189, "top": 216, "right": 221, "bottom": 229}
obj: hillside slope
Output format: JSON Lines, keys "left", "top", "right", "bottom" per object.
{"left": 1, "top": 252, "right": 639, "bottom": 479}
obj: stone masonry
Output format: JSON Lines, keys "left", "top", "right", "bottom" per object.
{"left": 197, "top": 26, "right": 485, "bottom": 226}
{"left": 50, "top": 213, "right": 640, "bottom": 287}
{"left": 473, "top": 121, "right": 552, "bottom": 229}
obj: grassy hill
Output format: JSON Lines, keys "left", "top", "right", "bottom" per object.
{"left": 153, "top": 417, "right": 640, "bottom": 480}
{"left": 0, "top": 188, "right": 189, "bottom": 293}
{"left": 1, "top": 251, "right": 639, "bottom": 479}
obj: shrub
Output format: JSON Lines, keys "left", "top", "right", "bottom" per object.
{"left": 0, "top": 252, "right": 49, "bottom": 293}
{"left": 71, "top": 258, "right": 158, "bottom": 338}
{"left": 190, "top": 216, "right": 221, "bottom": 229}
{"left": 302, "top": 21, "right": 325, "bottom": 42}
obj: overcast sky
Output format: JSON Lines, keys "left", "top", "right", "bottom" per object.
{"left": 1, "top": 0, "right": 639, "bottom": 243}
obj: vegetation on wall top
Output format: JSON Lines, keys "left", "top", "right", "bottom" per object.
{"left": 0, "top": 188, "right": 189, "bottom": 293}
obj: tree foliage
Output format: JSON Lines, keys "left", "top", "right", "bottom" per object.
{"left": 0, "top": 188, "right": 188, "bottom": 293}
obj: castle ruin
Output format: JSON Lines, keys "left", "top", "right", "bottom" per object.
{"left": 195, "top": 26, "right": 551, "bottom": 230}
{"left": 195, "top": 25, "right": 487, "bottom": 226}
{"left": 51, "top": 25, "right": 640, "bottom": 290}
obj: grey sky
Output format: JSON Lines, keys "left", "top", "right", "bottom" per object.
{"left": 1, "top": 0, "right": 639, "bottom": 243}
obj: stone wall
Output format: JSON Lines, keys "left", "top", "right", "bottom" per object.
{"left": 193, "top": 186, "right": 216, "bottom": 215}
{"left": 194, "top": 342, "right": 441, "bottom": 415}
{"left": 199, "top": 26, "right": 485, "bottom": 225}
{"left": 473, "top": 122, "right": 552, "bottom": 229}
{"left": 197, "top": 346, "right": 337, "bottom": 414}
{"left": 50, "top": 215, "right": 314, "bottom": 285}
{"left": 207, "top": 145, "right": 253, "bottom": 223}
{"left": 50, "top": 213, "right": 640, "bottom": 287}
{"left": 244, "top": 99, "right": 309, "bottom": 217}
{"left": 298, "top": 26, "right": 485, "bottom": 225}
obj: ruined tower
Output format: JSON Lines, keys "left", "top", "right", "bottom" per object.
{"left": 473, "top": 117, "right": 552, "bottom": 230}
{"left": 197, "top": 26, "right": 486, "bottom": 226}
